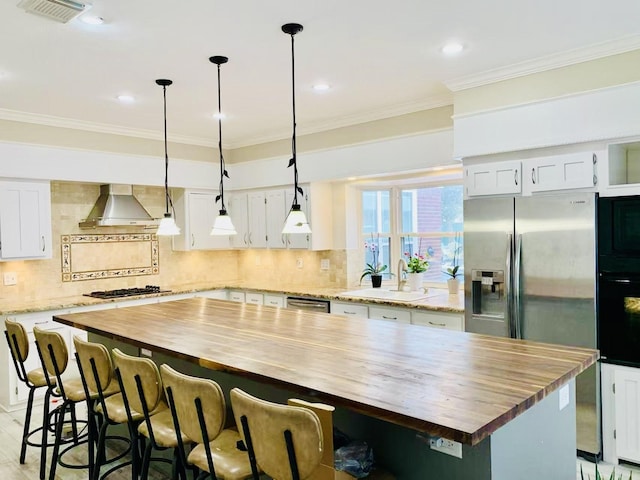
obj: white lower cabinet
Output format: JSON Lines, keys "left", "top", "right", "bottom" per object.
{"left": 368, "top": 306, "right": 411, "bottom": 324}
{"left": 228, "top": 291, "right": 246, "bottom": 303}
{"left": 245, "top": 293, "right": 264, "bottom": 305}
{"left": 411, "top": 311, "right": 463, "bottom": 331}
{"left": 601, "top": 363, "right": 640, "bottom": 465}
{"left": 195, "top": 290, "right": 228, "bottom": 300}
{"left": 330, "top": 302, "right": 368, "bottom": 318}
{"left": 264, "top": 295, "right": 285, "bottom": 308}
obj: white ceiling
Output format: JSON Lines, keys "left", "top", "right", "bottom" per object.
{"left": 0, "top": 0, "right": 639, "bottom": 149}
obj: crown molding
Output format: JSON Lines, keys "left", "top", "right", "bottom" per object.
{"left": 227, "top": 93, "right": 453, "bottom": 149}
{"left": 0, "top": 108, "right": 216, "bottom": 147}
{"left": 445, "top": 35, "right": 640, "bottom": 92}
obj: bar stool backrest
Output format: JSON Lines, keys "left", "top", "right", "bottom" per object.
{"left": 5, "top": 319, "right": 29, "bottom": 363}
{"left": 160, "top": 364, "right": 226, "bottom": 443}
{"left": 73, "top": 335, "right": 113, "bottom": 397}
{"left": 230, "top": 387, "right": 323, "bottom": 480}
{"left": 33, "top": 326, "right": 69, "bottom": 380}
{"left": 112, "top": 348, "right": 162, "bottom": 414}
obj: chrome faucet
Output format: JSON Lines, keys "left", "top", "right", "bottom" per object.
{"left": 397, "top": 258, "right": 408, "bottom": 291}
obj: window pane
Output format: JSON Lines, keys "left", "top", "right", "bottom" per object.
{"left": 363, "top": 235, "right": 391, "bottom": 280}
{"left": 400, "top": 185, "right": 463, "bottom": 233}
{"left": 401, "top": 235, "right": 464, "bottom": 282}
{"left": 362, "top": 190, "right": 390, "bottom": 233}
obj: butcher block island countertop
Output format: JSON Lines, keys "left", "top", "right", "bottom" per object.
{"left": 53, "top": 297, "right": 596, "bottom": 447}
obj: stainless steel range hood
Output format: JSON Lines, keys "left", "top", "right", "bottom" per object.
{"left": 79, "top": 184, "right": 159, "bottom": 228}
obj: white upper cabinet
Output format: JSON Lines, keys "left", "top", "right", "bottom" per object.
{"left": 265, "top": 190, "right": 287, "bottom": 249}
{"left": 173, "top": 190, "right": 231, "bottom": 251}
{"left": 247, "top": 191, "right": 267, "bottom": 248}
{"left": 525, "top": 152, "right": 598, "bottom": 194}
{"left": 0, "top": 179, "right": 52, "bottom": 260}
{"left": 228, "top": 193, "right": 250, "bottom": 248}
{"left": 464, "top": 160, "right": 521, "bottom": 197}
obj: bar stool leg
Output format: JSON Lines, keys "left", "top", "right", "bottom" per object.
{"left": 20, "top": 386, "right": 36, "bottom": 463}
{"left": 39, "top": 389, "right": 52, "bottom": 480}
{"left": 48, "top": 401, "right": 67, "bottom": 480}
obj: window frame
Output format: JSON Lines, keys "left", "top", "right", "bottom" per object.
{"left": 359, "top": 178, "right": 463, "bottom": 286}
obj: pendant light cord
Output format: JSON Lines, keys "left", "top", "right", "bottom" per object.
{"left": 162, "top": 84, "right": 170, "bottom": 216}
{"left": 217, "top": 62, "right": 228, "bottom": 213}
{"left": 289, "top": 30, "right": 300, "bottom": 207}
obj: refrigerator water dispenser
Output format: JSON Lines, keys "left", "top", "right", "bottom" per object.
{"left": 471, "top": 270, "right": 505, "bottom": 316}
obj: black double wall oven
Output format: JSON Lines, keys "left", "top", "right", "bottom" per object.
{"left": 598, "top": 195, "right": 640, "bottom": 366}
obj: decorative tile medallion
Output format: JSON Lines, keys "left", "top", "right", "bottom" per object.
{"left": 61, "top": 233, "right": 159, "bottom": 282}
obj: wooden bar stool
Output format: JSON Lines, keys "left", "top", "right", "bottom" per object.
{"left": 112, "top": 348, "right": 189, "bottom": 480}
{"left": 230, "top": 388, "right": 324, "bottom": 480}
{"left": 72, "top": 335, "right": 135, "bottom": 480}
{"left": 33, "top": 326, "right": 91, "bottom": 480}
{"left": 160, "top": 364, "right": 255, "bottom": 480}
{"left": 4, "top": 319, "right": 56, "bottom": 480}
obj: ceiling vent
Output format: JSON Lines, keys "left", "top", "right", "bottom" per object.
{"left": 17, "top": 0, "right": 91, "bottom": 23}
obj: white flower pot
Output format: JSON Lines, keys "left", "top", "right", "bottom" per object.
{"left": 406, "top": 272, "right": 423, "bottom": 291}
{"left": 447, "top": 278, "right": 460, "bottom": 294}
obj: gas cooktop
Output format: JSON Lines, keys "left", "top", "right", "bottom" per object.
{"left": 83, "top": 285, "right": 169, "bottom": 299}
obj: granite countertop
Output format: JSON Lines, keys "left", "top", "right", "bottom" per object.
{"left": 0, "top": 281, "right": 464, "bottom": 316}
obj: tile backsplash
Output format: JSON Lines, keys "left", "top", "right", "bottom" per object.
{"left": 0, "top": 181, "right": 348, "bottom": 302}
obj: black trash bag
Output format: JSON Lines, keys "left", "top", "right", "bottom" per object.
{"left": 334, "top": 440, "right": 375, "bottom": 479}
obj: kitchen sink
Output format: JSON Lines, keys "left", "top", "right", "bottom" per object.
{"left": 339, "top": 288, "right": 433, "bottom": 302}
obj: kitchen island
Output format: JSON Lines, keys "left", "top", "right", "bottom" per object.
{"left": 53, "top": 297, "right": 597, "bottom": 479}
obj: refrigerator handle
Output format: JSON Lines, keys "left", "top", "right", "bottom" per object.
{"left": 514, "top": 234, "right": 523, "bottom": 339}
{"left": 505, "top": 233, "right": 514, "bottom": 338}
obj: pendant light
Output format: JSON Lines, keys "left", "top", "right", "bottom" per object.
{"left": 209, "top": 56, "right": 237, "bottom": 236}
{"left": 281, "top": 23, "right": 311, "bottom": 235}
{"left": 155, "top": 78, "right": 181, "bottom": 236}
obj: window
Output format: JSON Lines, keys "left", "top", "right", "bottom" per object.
{"left": 361, "top": 183, "right": 463, "bottom": 284}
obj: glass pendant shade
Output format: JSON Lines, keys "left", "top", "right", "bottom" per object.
{"left": 211, "top": 210, "right": 237, "bottom": 235}
{"left": 283, "top": 204, "right": 311, "bottom": 234}
{"left": 157, "top": 213, "right": 180, "bottom": 236}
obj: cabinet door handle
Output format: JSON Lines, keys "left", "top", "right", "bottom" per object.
{"left": 428, "top": 321, "right": 446, "bottom": 327}
{"left": 35, "top": 320, "right": 50, "bottom": 325}
{"left": 248, "top": 233, "right": 252, "bottom": 245}
{"left": 41, "top": 235, "right": 45, "bottom": 252}
{"left": 244, "top": 233, "right": 248, "bottom": 246}
{"left": 282, "top": 234, "right": 286, "bottom": 245}
{"left": 191, "top": 234, "right": 195, "bottom": 247}
{"left": 343, "top": 311, "right": 357, "bottom": 315}
{"left": 531, "top": 168, "right": 536, "bottom": 184}
{"left": 514, "top": 169, "right": 518, "bottom": 186}
{"left": 382, "top": 315, "right": 398, "bottom": 320}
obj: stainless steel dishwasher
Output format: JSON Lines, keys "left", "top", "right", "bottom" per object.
{"left": 285, "top": 296, "right": 331, "bottom": 313}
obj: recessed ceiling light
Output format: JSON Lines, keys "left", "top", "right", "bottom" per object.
{"left": 80, "top": 15, "right": 104, "bottom": 25}
{"left": 312, "top": 84, "right": 331, "bottom": 92}
{"left": 442, "top": 42, "right": 464, "bottom": 55}
{"left": 117, "top": 95, "right": 135, "bottom": 103}
{"left": 212, "top": 112, "right": 226, "bottom": 120}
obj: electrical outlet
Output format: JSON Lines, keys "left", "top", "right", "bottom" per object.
{"left": 3, "top": 272, "right": 17, "bottom": 286}
{"left": 320, "top": 259, "right": 330, "bottom": 270}
{"left": 429, "top": 437, "right": 462, "bottom": 458}
{"left": 140, "top": 348, "right": 153, "bottom": 357}
{"left": 296, "top": 258, "right": 304, "bottom": 269}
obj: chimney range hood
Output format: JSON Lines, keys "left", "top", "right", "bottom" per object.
{"left": 79, "top": 184, "right": 159, "bottom": 228}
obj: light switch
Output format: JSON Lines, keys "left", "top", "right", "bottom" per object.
{"left": 296, "top": 258, "right": 304, "bottom": 269}
{"left": 3, "top": 272, "right": 17, "bottom": 286}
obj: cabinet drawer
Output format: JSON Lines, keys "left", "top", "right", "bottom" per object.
{"left": 368, "top": 306, "right": 411, "bottom": 324}
{"left": 331, "top": 302, "right": 368, "bottom": 318}
{"left": 245, "top": 293, "right": 264, "bottom": 305}
{"left": 264, "top": 295, "right": 284, "bottom": 308}
{"left": 228, "top": 291, "right": 245, "bottom": 303}
{"left": 411, "top": 311, "right": 463, "bottom": 331}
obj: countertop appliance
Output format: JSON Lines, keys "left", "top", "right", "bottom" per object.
{"left": 464, "top": 192, "right": 599, "bottom": 459}
{"left": 84, "top": 285, "right": 168, "bottom": 299}
{"left": 285, "top": 296, "right": 330, "bottom": 313}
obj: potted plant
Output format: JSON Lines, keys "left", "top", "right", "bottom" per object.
{"left": 360, "top": 234, "right": 387, "bottom": 288}
{"left": 443, "top": 234, "right": 462, "bottom": 295}
{"left": 404, "top": 251, "right": 429, "bottom": 291}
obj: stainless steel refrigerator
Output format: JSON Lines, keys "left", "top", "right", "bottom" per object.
{"left": 464, "top": 191, "right": 600, "bottom": 458}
